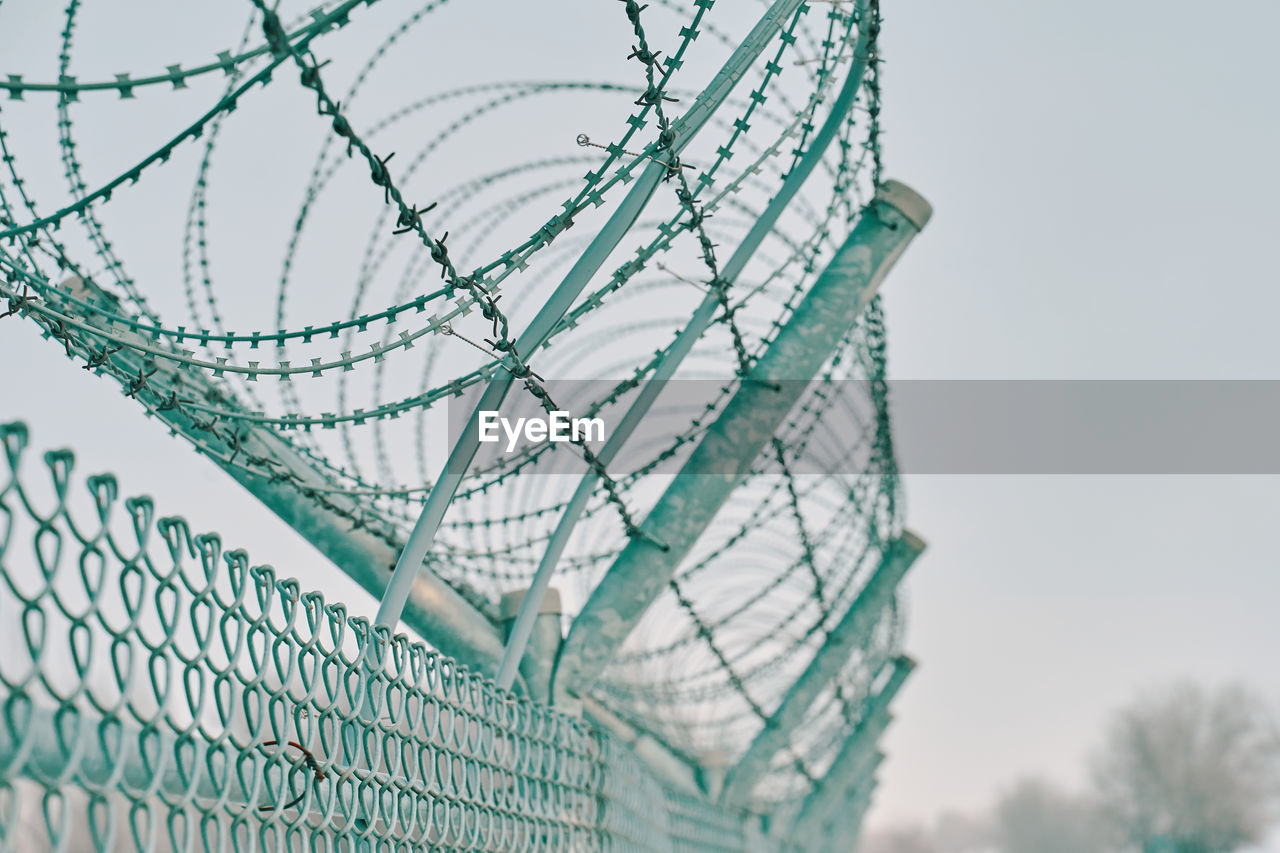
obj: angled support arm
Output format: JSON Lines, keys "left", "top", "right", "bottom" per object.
{"left": 554, "top": 181, "right": 932, "bottom": 701}
{"left": 39, "top": 276, "right": 506, "bottom": 675}
{"left": 495, "top": 2, "right": 877, "bottom": 690}
{"left": 788, "top": 656, "right": 913, "bottom": 845}
{"left": 719, "top": 533, "right": 924, "bottom": 805}
{"left": 374, "top": 0, "right": 812, "bottom": 639}
{"left": 800, "top": 754, "right": 883, "bottom": 851}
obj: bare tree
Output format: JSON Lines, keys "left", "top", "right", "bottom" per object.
{"left": 1092, "top": 682, "right": 1280, "bottom": 853}
{"left": 933, "top": 810, "right": 993, "bottom": 852}
{"left": 859, "top": 824, "right": 939, "bottom": 853}
{"left": 991, "top": 777, "right": 1112, "bottom": 853}
{"left": 859, "top": 815, "right": 997, "bottom": 853}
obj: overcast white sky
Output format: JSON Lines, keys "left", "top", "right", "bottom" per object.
{"left": 874, "top": 0, "right": 1280, "bottom": 844}
{"left": 1, "top": 0, "right": 1278, "bottom": 848}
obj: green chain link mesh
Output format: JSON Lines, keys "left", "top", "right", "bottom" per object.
{"left": 0, "top": 0, "right": 907, "bottom": 847}
{"left": 0, "top": 420, "right": 779, "bottom": 851}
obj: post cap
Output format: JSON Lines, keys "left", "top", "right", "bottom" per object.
{"left": 875, "top": 180, "right": 932, "bottom": 230}
{"left": 901, "top": 529, "right": 928, "bottom": 556}
{"left": 500, "top": 587, "right": 562, "bottom": 620}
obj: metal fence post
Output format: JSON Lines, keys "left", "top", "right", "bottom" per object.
{"left": 555, "top": 182, "right": 932, "bottom": 701}
{"left": 495, "top": 5, "right": 876, "bottom": 691}
{"left": 374, "top": 0, "right": 813, "bottom": 640}
{"left": 720, "top": 536, "right": 924, "bottom": 805}
{"left": 788, "top": 658, "right": 913, "bottom": 846}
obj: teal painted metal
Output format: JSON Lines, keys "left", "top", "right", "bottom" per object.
{"left": 555, "top": 181, "right": 933, "bottom": 700}
{"left": 817, "top": 747, "right": 884, "bottom": 829}
{"left": 808, "top": 756, "right": 881, "bottom": 850}
{"left": 790, "top": 658, "right": 913, "bottom": 843}
{"left": 720, "top": 533, "right": 925, "bottom": 805}
{"left": 376, "top": 0, "right": 813, "bottom": 642}
{"left": 30, "top": 278, "right": 510, "bottom": 678}
{"left": 0, "top": 0, "right": 920, "bottom": 846}
{"left": 0, "top": 421, "right": 781, "bottom": 852}
{"left": 581, "top": 695, "right": 704, "bottom": 795}
{"left": 499, "top": 588, "right": 564, "bottom": 704}
{"left": 496, "top": 0, "right": 876, "bottom": 691}
{"left": 801, "top": 753, "right": 883, "bottom": 850}
{"left": 1, "top": 706, "right": 232, "bottom": 803}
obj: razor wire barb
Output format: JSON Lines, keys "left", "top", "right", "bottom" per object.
{"left": 245, "top": 0, "right": 662, "bottom": 550}
{"left": 0, "top": 0, "right": 908, "bottom": 846}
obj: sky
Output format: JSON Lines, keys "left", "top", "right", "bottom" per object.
{"left": 871, "top": 0, "right": 1280, "bottom": 843}
{"left": 2, "top": 0, "right": 1279, "bottom": 847}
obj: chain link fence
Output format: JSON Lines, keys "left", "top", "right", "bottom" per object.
{"left": 0, "top": 421, "right": 786, "bottom": 852}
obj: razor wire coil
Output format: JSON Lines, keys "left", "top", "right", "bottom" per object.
{"left": 0, "top": 0, "right": 905, "bottom": 836}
